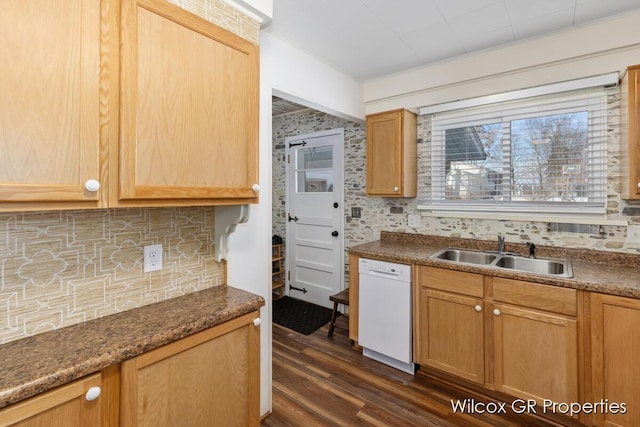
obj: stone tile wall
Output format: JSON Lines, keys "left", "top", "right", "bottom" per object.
{"left": 272, "top": 92, "right": 640, "bottom": 287}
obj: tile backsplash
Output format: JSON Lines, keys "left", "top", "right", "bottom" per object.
{"left": 168, "top": 0, "right": 260, "bottom": 44}
{"left": 0, "top": 207, "right": 225, "bottom": 344}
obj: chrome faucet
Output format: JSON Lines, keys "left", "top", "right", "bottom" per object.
{"left": 497, "top": 235, "right": 505, "bottom": 253}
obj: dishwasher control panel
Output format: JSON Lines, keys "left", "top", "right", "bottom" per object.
{"left": 359, "top": 258, "right": 411, "bottom": 282}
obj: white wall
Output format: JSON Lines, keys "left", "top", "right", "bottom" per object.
{"left": 225, "top": 39, "right": 274, "bottom": 418}
{"left": 226, "top": 32, "right": 363, "bottom": 416}
{"left": 262, "top": 33, "right": 365, "bottom": 122}
{"left": 363, "top": 10, "right": 640, "bottom": 113}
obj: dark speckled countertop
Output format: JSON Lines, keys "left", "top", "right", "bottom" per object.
{"left": 0, "top": 285, "right": 264, "bottom": 409}
{"left": 349, "top": 232, "right": 640, "bottom": 298}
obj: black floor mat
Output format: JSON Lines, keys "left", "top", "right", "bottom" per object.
{"left": 273, "top": 296, "right": 340, "bottom": 335}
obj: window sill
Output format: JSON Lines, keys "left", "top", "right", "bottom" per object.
{"left": 415, "top": 207, "right": 628, "bottom": 226}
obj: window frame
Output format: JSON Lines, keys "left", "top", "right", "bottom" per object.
{"left": 420, "top": 88, "right": 609, "bottom": 216}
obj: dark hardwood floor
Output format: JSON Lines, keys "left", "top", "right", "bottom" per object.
{"left": 262, "top": 315, "right": 576, "bottom": 427}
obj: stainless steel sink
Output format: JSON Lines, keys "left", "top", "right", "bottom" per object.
{"left": 494, "top": 255, "right": 572, "bottom": 277}
{"left": 430, "top": 247, "right": 573, "bottom": 278}
{"left": 431, "top": 248, "right": 497, "bottom": 265}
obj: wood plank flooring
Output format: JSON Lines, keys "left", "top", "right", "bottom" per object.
{"left": 262, "top": 315, "right": 579, "bottom": 427}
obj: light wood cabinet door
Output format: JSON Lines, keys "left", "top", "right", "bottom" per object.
{"left": 120, "top": 311, "right": 260, "bottom": 427}
{"left": 622, "top": 65, "right": 640, "bottom": 200}
{"left": 0, "top": 0, "right": 107, "bottom": 211}
{"left": 0, "top": 374, "right": 101, "bottom": 427}
{"left": 116, "top": 0, "right": 259, "bottom": 207}
{"left": 416, "top": 287, "right": 485, "bottom": 384}
{"left": 492, "top": 303, "right": 578, "bottom": 405}
{"left": 591, "top": 293, "right": 640, "bottom": 426}
{"left": 365, "top": 109, "right": 417, "bottom": 197}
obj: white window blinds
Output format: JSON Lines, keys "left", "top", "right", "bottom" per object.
{"left": 422, "top": 86, "right": 614, "bottom": 215}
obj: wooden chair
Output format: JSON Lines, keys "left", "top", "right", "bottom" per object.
{"left": 328, "top": 288, "right": 349, "bottom": 337}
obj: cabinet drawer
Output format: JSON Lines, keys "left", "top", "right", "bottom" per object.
{"left": 492, "top": 277, "right": 576, "bottom": 316}
{"left": 417, "top": 266, "right": 484, "bottom": 297}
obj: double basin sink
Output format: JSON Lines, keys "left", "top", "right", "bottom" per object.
{"left": 430, "top": 248, "right": 573, "bottom": 278}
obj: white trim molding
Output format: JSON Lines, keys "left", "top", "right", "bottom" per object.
{"left": 419, "top": 72, "right": 619, "bottom": 115}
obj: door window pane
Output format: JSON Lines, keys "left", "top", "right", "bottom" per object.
{"left": 297, "top": 171, "right": 333, "bottom": 192}
{"left": 295, "top": 144, "right": 333, "bottom": 192}
{"left": 296, "top": 146, "right": 333, "bottom": 169}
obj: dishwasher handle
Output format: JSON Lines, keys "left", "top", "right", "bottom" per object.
{"left": 362, "top": 269, "right": 402, "bottom": 280}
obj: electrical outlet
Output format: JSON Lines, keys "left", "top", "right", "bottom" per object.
{"left": 351, "top": 207, "right": 362, "bottom": 218}
{"left": 144, "top": 244, "right": 163, "bottom": 273}
{"left": 627, "top": 225, "right": 640, "bottom": 244}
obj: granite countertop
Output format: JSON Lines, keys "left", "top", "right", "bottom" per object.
{"left": 349, "top": 232, "right": 640, "bottom": 298}
{"left": 0, "top": 285, "right": 264, "bottom": 409}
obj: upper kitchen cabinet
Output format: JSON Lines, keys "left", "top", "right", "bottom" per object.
{"left": 0, "top": 0, "right": 108, "bottom": 211}
{"left": 622, "top": 64, "right": 640, "bottom": 200}
{"left": 114, "top": 0, "right": 259, "bottom": 207}
{"left": 366, "top": 109, "right": 417, "bottom": 197}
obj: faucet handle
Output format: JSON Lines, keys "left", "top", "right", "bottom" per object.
{"left": 526, "top": 242, "right": 536, "bottom": 258}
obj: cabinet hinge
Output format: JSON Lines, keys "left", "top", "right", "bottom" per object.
{"left": 287, "top": 154, "right": 290, "bottom": 164}
{"left": 287, "top": 271, "right": 290, "bottom": 281}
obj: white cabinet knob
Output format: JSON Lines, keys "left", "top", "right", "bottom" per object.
{"left": 474, "top": 305, "right": 482, "bottom": 312}
{"left": 84, "top": 179, "right": 100, "bottom": 192}
{"left": 393, "top": 186, "right": 399, "bottom": 192}
{"left": 85, "top": 386, "right": 101, "bottom": 401}
{"left": 253, "top": 318, "right": 261, "bottom": 327}
{"left": 251, "top": 184, "right": 260, "bottom": 193}
{"left": 493, "top": 309, "right": 501, "bottom": 316}
{"left": 637, "top": 182, "right": 640, "bottom": 190}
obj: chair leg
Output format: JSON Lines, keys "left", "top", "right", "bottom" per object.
{"left": 328, "top": 301, "right": 338, "bottom": 337}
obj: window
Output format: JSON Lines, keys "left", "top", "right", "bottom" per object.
{"left": 295, "top": 145, "right": 334, "bottom": 192}
{"left": 422, "top": 87, "right": 611, "bottom": 215}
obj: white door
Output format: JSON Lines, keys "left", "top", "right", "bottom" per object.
{"left": 286, "top": 129, "right": 344, "bottom": 308}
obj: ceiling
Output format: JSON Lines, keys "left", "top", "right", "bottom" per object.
{"left": 272, "top": 96, "right": 309, "bottom": 116}
{"left": 263, "top": 0, "right": 640, "bottom": 82}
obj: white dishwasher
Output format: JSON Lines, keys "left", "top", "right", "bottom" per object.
{"left": 358, "top": 258, "right": 415, "bottom": 374}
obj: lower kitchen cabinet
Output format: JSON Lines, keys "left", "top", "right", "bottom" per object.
{"left": 120, "top": 311, "right": 260, "bottom": 427}
{"left": 415, "top": 267, "right": 580, "bottom": 412}
{"left": 415, "top": 267, "right": 485, "bottom": 384}
{"left": 591, "top": 293, "right": 640, "bottom": 427}
{"left": 0, "top": 311, "right": 260, "bottom": 427}
{"left": 0, "top": 373, "right": 102, "bottom": 427}
{"left": 491, "top": 277, "right": 579, "bottom": 406}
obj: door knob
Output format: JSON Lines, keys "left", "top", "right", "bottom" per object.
{"left": 331, "top": 231, "right": 339, "bottom": 237}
